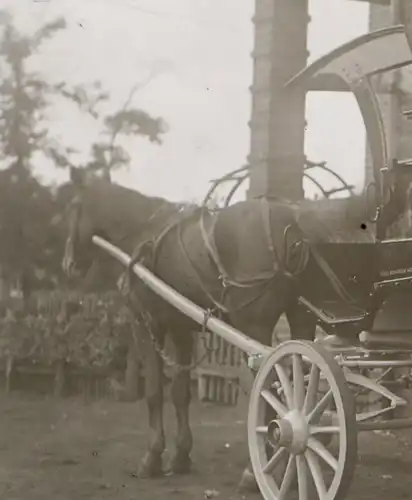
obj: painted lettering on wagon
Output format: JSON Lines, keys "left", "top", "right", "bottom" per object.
{"left": 380, "top": 267, "right": 412, "bottom": 277}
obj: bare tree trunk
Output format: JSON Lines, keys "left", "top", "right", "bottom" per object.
{"left": 54, "top": 359, "right": 67, "bottom": 398}
{"left": 5, "top": 356, "right": 15, "bottom": 394}
{"left": 0, "top": 265, "right": 10, "bottom": 303}
{"left": 1, "top": 267, "right": 13, "bottom": 394}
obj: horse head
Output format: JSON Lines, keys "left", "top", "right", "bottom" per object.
{"left": 62, "top": 166, "right": 178, "bottom": 280}
{"left": 62, "top": 167, "right": 104, "bottom": 278}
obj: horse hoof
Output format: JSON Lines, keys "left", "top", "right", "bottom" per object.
{"left": 238, "top": 468, "right": 259, "bottom": 493}
{"left": 137, "top": 453, "right": 163, "bottom": 478}
{"left": 168, "top": 453, "right": 192, "bottom": 475}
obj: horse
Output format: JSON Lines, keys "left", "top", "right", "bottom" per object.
{"left": 61, "top": 166, "right": 391, "bottom": 490}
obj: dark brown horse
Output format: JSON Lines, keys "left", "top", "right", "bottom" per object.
{"left": 62, "top": 167, "right": 377, "bottom": 489}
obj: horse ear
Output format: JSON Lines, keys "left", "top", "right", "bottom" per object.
{"left": 70, "top": 167, "right": 85, "bottom": 187}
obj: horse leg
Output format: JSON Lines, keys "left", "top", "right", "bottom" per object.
{"left": 236, "top": 324, "right": 278, "bottom": 493}
{"left": 169, "top": 329, "right": 194, "bottom": 475}
{"left": 238, "top": 301, "right": 316, "bottom": 492}
{"left": 138, "top": 331, "right": 166, "bottom": 478}
{"left": 285, "top": 299, "right": 317, "bottom": 341}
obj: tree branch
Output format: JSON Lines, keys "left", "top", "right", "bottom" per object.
{"left": 106, "top": 70, "right": 156, "bottom": 170}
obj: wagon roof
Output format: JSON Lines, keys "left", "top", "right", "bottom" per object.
{"left": 285, "top": 25, "right": 412, "bottom": 196}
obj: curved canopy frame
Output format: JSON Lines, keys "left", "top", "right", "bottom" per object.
{"left": 285, "top": 26, "right": 412, "bottom": 204}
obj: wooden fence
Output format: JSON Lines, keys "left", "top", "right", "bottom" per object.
{"left": 0, "top": 360, "right": 141, "bottom": 401}
{"left": 196, "top": 332, "right": 245, "bottom": 405}
{"left": 195, "top": 315, "right": 291, "bottom": 406}
{"left": 0, "top": 312, "right": 404, "bottom": 417}
{"left": 0, "top": 315, "right": 294, "bottom": 404}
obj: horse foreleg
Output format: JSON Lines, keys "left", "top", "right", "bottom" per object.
{"left": 138, "top": 334, "right": 166, "bottom": 478}
{"left": 169, "top": 331, "right": 194, "bottom": 475}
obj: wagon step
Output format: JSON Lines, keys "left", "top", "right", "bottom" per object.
{"left": 360, "top": 331, "right": 412, "bottom": 348}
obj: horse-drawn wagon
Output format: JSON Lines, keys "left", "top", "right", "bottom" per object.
{"left": 63, "top": 21, "right": 412, "bottom": 500}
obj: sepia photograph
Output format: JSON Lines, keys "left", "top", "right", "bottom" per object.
{"left": 0, "top": 0, "right": 412, "bottom": 499}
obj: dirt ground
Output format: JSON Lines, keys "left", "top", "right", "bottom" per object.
{"left": 1, "top": 393, "right": 412, "bottom": 500}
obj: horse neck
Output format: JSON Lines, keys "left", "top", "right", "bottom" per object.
{"left": 87, "top": 181, "right": 174, "bottom": 253}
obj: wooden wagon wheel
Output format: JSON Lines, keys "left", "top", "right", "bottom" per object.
{"left": 248, "top": 340, "right": 357, "bottom": 500}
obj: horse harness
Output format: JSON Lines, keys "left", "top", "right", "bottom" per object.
{"left": 118, "top": 197, "right": 362, "bottom": 372}
{"left": 124, "top": 198, "right": 313, "bottom": 319}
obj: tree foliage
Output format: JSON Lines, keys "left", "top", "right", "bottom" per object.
{"left": 53, "top": 76, "right": 168, "bottom": 176}
{"left": 0, "top": 291, "right": 133, "bottom": 369}
{"left": 0, "top": 12, "right": 66, "bottom": 168}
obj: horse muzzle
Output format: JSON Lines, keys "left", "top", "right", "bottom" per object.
{"left": 62, "top": 254, "right": 79, "bottom": 277}
{"left": 62, "top": 238, "right": 81, "bottom": 277}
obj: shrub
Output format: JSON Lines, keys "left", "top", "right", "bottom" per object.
{"left": 0, "top": 291, "right": 135, "bottom": 370}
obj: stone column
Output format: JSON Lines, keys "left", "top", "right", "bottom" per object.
{"left": 248, "top": 0, "right": 309, "bottom": 201}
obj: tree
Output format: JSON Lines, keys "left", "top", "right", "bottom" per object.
{"left": 0, "top": 11, "right": 67, "bottom": 299}
{"left": 0, "top": 11, "right": 66, "bottom": 171}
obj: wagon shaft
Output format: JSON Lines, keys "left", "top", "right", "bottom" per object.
{"left": 92, "top": 235, "right": 272, "bottom": 358}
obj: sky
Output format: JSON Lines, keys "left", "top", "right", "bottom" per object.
{"left": 0, "top": 0, "right": 369, "bottom": 202}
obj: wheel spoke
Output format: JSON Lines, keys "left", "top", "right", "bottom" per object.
{"left": 308, "top": 389, "right": 333, "bottom": 424}
{"left": 310, "top": 425, "right": 340, "bottom": 435}
{"left": 262, "top": 446, "right": 287, "bottom": 474}
{"left": 274, "top": 362, "right": 294, "bottom": 409}
{"left": 305, "top": 449, "right": 327, "bottom": 500}
{"left": 293, "top": 354, "right": 305, "bottom": 410}
{"left": 308, "top": 437, "right": 338, "bottom": 471}
{"left": 278, "top": 454, "right": 297, "bottom": 500}
{"left": 303, "top": 365, "right": 320, "bottom": 414}
{"left": 296, "top": 454, "right": 309, "bottom": 500}
{"left": 261, "top": 389, "right": 287, "bottom": 418}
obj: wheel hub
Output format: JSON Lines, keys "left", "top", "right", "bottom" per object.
{"left": 267, "top": 410, "right": 309, "bottom": 454}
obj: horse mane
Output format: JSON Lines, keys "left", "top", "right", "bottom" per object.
{"left": 90, "top": 177, "right": 173, "bottom": 210}
{"left": 81, "top": 177, "right": 198, "bottom": 252}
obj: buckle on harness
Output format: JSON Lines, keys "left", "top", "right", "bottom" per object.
{"left": 219, "top": 274, "right": 228, "bottom": 288}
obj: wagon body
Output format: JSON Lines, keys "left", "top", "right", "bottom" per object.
{"left": 300, "top": 239, "right": 412, "bottom": 333}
